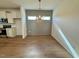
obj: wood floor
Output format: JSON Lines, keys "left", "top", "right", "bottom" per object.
{"left": 0, "top": 35, "right": 72, "bottom": 58}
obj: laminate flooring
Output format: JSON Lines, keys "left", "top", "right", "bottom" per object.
{"left": 0, "top": 36, "right": 72, "bottom": 58}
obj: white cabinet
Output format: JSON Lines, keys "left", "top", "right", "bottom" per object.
{"left": 9, "top": 10, "right": 16, "bottom": 18}
{"left": 6, "top": 10, "right": 21, "bottom": 18}
{"left": 0, "top": 9, "right": 21, "bottom": 19}
{"left": 15, "top": 10, "right": 21, "bottom": 18}
{"left": 6, "top": 28, "right": 16, "bottom": 37}
{"left": 0, "top": 10, "right": 6, "bottom": 18}
{"left": 0, "top": 25, "right": 3, "bottom": 28}
{"left": 0, "top": 9, "right": 21, "bottom": 23}
{"left": 6, "top": 11, "right": 14, "bottom": 23}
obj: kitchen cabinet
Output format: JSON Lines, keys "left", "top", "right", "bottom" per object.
{"left": 0, "top": 9, "right": 21, "bottom": 23}
{"left": 0, "top": 10, "right": 6, "bottom": 18}
{"left": 6, "top": 11, "right": 14, "bottom": 23}
{"left": 6, "top": 10, "right": 21, "bottom": 18}
{"left": 0, "top": 9, "right": 21, "bottom": 18}
{"left": 0, "top": 25, "right": 3, "bottom": 28}
{"left": 0, "top": 9, "right": 21, "bottom": 37}
{"left": 6, "top": 28, "right": 16, "bottom": 37}
{"left": 11, "top": 10, "right": 17, "bottom": 18}
{"left": 6, "top": 10, "right": 21, "bottom": 19}
{"left": 15, "top": 10, "right": 21, "bottom": 18}
{"left": 6, "top": 10, "right": 21, "bottom": 23}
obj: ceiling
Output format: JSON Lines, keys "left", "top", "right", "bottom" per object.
{"left": 0, "top": 0, "right": 63, "bottom": 10}
{"left": 0, "top": 0, "right": 19, "bottom": 8}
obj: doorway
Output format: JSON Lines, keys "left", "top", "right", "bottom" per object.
{"left": 26, "top": 10, "right": 52, "bottom": 36}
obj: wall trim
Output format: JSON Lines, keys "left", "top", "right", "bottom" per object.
{"left": 52, "top": 23, "right": 79, "bottom": 58}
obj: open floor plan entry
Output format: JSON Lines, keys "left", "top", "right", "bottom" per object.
{"left": 0, "top": 0, "right": 79, "bottom": 58}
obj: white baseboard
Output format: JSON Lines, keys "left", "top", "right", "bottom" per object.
{"left": 51, "top": 23, "right": 79, "bottom": 58}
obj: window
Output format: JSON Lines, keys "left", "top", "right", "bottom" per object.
{"left": 42, "top": 16, "right": 51, "bottom": 20}
{"left": 28, "top": 16, "right": 36, "bottom": 20}
{"left": 28, "top": 16, "right": 51, "bottom": 20}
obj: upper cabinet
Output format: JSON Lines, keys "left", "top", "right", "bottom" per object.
{"left": 15, "top": 10, "right": 21, "bottom": 18}
{"left": 6, "top": 11, "right": 14, "bottom": 23}
{"left": 8, "top": 10, "right": 16, "bottom": 18}
{"left": 5, "top": 10, "right": 21, "bottom": 18}
{"left": 0, "top": 9, "right": 21, "bottom": 23}
{"left": 0, "top": 9, "right": 21, "bottom": 18}
{"left": 0, "top": 10, "right": 6, "bottom": 18}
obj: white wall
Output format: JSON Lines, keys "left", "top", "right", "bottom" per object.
{"left": 51, "top": 0, "right": 79, "bottom": 57}
{"left": 15, "top": 19, "right": 22, "bottom": 35}
{"left": 20, "top": 7, "right": 27, "bottom": 39}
